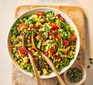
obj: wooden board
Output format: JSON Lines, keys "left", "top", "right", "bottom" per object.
{"left": 12, "top": 5, "right": 86, "bottom": 85}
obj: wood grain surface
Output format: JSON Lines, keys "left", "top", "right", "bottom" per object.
{"left": 12, "top": 5, "right": 86, "bottom": 85}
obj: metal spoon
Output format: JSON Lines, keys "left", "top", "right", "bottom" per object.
{"left": 22, "top": 35, "right": 41, "bottom": 85}
{"left": 31, "top": 32, "right": 65, "bottom": 85}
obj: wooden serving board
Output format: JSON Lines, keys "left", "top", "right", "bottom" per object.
{"left": 12, "top": 5, "right": 86, "bottom": 85}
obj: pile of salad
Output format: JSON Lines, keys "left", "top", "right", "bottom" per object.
{"left": 9, "top": 11, "right": 77, "bottom": 76}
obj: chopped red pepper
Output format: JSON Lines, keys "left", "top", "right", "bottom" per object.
{"left": 51, "top": 24, "right": 59, "bottom": 30}
{"left": 54, "top": 33, "right": 60, "bottom": 40}
{"left": 49, "top": 48, "right": 56, "bottom": 54}
{"left": 9, "top": 45, "right": 14, "bottom": 50}
{"left": 63, "top": 39, "right": 70, "bottom": 47}
{"left": 56, "top": 55, "right": 60, "bottom": 60}
{"left": 36, "top": 12, "right": 43, "bottom": 16}
{"left": 19, "top": 46, "right": 26, "bottom": 54}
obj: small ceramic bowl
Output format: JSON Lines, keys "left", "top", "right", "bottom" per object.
{"left": 64, "top": 62, "right": 87, "bottom": 85}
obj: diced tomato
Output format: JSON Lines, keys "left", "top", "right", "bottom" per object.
{"left": 63, "top": 39, "right": 70, "bottom": 47}
{"left": 9, "top": 45, "right": 14, "bottom": 50}
{"left": 18, "top": 23, "right": 27, "bottom": 29}
{"left": 54, "top": 33, "right": 60, "bottom": 40}
{"left": 61, "top": 17, "right": 65, "bottom": 22}
{"left": 43, "top": 52, "right": 48, "bottom": 56}
{"left": 19, "top": 46, "right": 26, "bottom": 54}
{"left": 55, "top": 44, "right": 59, "bottom": 48}
{"left": 49, "top": 48, "right": 56, "bottom": 54}
{"left": 56, "top": 55, "right": 60, "bottom": 60}
{"left": 56, "top": 14, "right": 61, "bottom": 17}
{"left": 62, "top": 57, "right": 66, "bottom": 61}
{"left": 26, "top": 37, "right": 31, "bottom": 40}
{"left": 36, "top": 12, "right": 43, "bottom": 16}
{"left": 37, "top": 34, "right": 42, "bottom": 39}
{"left": 48, "top": 31, "right": 52, "bottom": 36}
{"left": 70, "top": 33, "right": 76, "bottom": 41}
{"left": 18, "top": 37, "right": 22, "bottom": 41}
{"left": 51, "top": 24, "right": 59, "bottom": 30}
{"left": 64, "top": 52, "right": 69, "bottom": 55}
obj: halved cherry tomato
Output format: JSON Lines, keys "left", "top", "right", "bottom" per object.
{"left": 19, "top": 46, "right": 26, "bottom": 54}
{"left": 51, "top": 24, "right": 59, "bottom": 30}
{"left": 9, "top": 45, "right": 14, "bottom": 50}
{"left": 36, "top": 12, "right": 43, "bottom": 16}
{"left": 49, "top": 48, "right": 56, "bottom": 54}
{"left": 70, "top": 33, "right": 76, "bottom": 41}
{"left": 56, "top": 55, "right": 60, "bottom": 60}
{"left": 63, "top": 39, "right": 70, "bottom": 47}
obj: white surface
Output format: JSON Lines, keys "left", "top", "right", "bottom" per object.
{"left": 0, "top": 0, "right": 93, "bottom": 85}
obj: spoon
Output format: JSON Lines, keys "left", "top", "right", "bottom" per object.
{"left": 31, "top": 32, "right": 65, "bottom": 85}
{"left": 22, "top": 35, "right": 41, "bottom": 85}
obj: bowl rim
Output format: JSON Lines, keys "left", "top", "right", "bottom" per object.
{"left": 7, "top": 7, "right": 80, "bottom": 79}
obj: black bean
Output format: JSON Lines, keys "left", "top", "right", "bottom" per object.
{"left": 87, "top": 65, "right": 90, "bottom": 69}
